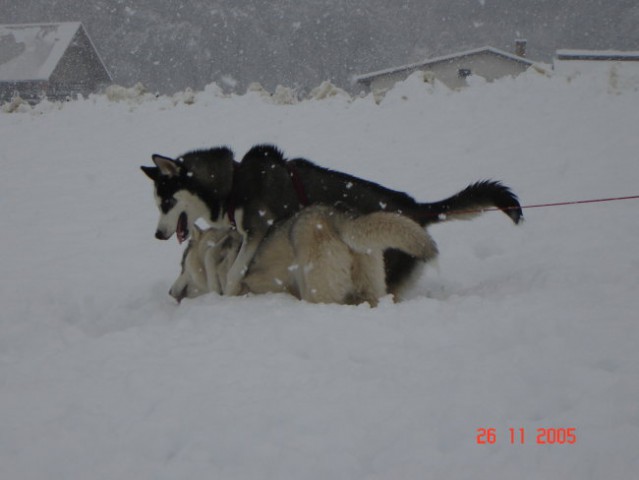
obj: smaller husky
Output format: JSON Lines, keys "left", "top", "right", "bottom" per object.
{"left": 169, "top": 205, "right": 437, "bottom": 306}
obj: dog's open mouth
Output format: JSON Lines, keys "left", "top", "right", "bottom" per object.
{"left": 177, "top": 212, "right": 189, "bottom": 244}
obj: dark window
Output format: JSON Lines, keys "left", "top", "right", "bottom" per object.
{"left": 458, "top": 68, "right": 472, "bottom": 78}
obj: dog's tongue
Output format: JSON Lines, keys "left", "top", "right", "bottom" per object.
{"left": 177, "top": 212, "right": 188, "bottom": 244}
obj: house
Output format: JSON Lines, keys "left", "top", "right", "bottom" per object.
{"left": 553, "top": 49, "right": 639, "bottom": 92}
{"left": 554, "top": 49, "right": 639, "bottom": 75}
{"left": 354, "top": 41, "right": 541, "bottom": 99}
{"left": 0, "top": 22, "right": 112, "bottom": 104}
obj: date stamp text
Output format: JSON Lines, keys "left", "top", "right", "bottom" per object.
{"left": 476, "top": 427, "right": 577, "bottom": 445}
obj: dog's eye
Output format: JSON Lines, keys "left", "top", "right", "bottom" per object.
{"left": 161, "top": 198, "right": 177, "bottom": 212}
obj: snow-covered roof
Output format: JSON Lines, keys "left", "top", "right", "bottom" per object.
{"left": 0, "top": 22, "right": 84, "bottom": 82}
{"left": 354, "top": 46, "right": 536, "bottom": 83}
{"left": 556, "top": 49, "right": 639, "bottom": 61}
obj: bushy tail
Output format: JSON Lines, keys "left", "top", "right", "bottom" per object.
{"left": 340, "top": 212, "right": 438, "bottom": 262}
{"left": 412, "top": 180, "right": 523, "bottom": 226}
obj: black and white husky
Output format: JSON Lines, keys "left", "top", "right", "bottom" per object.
{"left": 169, "top": 205, "right": 437, "bottom": 306}
{"left": 141, "top": 144, "right": 522, "bottom": 296}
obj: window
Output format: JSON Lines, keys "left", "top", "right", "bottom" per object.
{"left": 458, "top": 68, "right": 472, "bottom": 78}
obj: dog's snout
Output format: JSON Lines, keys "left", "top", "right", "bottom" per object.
{"left": 155, "top": 229, "right": 168, "bottom": 240}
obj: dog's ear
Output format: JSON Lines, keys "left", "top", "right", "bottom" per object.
{"left": 140, "top": 166, "right": 159, "bottom": 181}
{"left": 152, "top": 154, "right": 181, "bottom": 177}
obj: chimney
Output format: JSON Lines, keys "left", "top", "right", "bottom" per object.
{"left": 515, "top": 39, "right": 527, "bottom": 58}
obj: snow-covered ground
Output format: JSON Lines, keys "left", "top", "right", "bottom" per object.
{"left": 1, "top": 70, "right": 638, "bottom": 479}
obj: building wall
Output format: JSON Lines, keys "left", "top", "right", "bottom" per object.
{"left": 554, "top": 58, "right": 639, "bottom": 92}
{"left": 433, "top": 54, "right": 530, "bottom": 87}
{"left": 50, "top": 29, "right": 111, "bottom": 99}
{"left": 554, "top": 58, "right": 639, "bottom": 77}
{"left": 0, "top": 80, "right": 47, "bottom": 103}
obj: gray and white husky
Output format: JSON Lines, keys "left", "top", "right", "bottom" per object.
{"left": 169, "top": 205, "right": 437, "bottom": 306}
{"left": 142, "top": 144, "right": 522, "bottom": 297}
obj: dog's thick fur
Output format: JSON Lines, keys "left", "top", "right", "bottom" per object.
{"left": 169, "top": 205, "right": 437, "bottom": 306}
{"left": 142, "top": 144, "right": 522, "bottom": 296}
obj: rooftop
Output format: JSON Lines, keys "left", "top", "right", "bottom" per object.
{"left": 0, "top": 22, "right": 84, "bottom": 82}
{"left": 556, "top": 49, "right": 639, "bottom": 61}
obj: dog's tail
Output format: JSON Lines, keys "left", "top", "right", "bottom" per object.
{"left": 340, "top": 212, "right": 438, "bottom": 262}
{"left": 411, "top": 180, "right": 523, "bottom": 226}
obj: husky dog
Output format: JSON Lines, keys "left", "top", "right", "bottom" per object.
{"left": 169, "top": 205, "right": 437, "bottom": 306}
{"left": 142, "top": 144, "right": 522, "bottom": 296}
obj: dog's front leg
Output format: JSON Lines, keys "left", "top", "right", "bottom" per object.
{"left": 223, "top": 234, "right": 262, "bottom": 296}
{"left": 204, "top": 249, "right": 223, "bottom": 294}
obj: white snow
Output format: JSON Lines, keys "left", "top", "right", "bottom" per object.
{"left": 1, "top": 70, "right": 639, "bottom": 479}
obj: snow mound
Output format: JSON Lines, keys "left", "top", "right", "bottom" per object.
{"left": 308, "top": 80, "right": 352, "bottom": 101}
{"left": 105, "top": 82, "right": 156, "bottom": 103}
{"left": 245, "top": 82, "right": 299, "bottom": 105}
{"left": 1, "top": 94, "right": 30, "bottom": 113}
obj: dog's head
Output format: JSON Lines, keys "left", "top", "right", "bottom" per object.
{"left": 169, "top": 226, "right": 241, "bottom": 303}
{"left": 140, "top": 147, "right": 235, "bottom": 243}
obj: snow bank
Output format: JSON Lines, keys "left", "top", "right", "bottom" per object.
{"left": 4, "top": 62, "right": 639, "bottom": 112}
{"left": 1, "top": 70, "right": 638, "bottom": 479}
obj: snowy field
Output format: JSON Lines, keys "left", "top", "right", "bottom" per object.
{"left": 1, "top": 70, "right": 639, "bottom": 479}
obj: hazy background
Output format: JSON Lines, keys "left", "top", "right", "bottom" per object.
{"left": 2, "top": 0, "right": 637, "bottom": 94}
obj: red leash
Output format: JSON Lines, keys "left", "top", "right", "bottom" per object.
{"left": 461, "top": 194, "right": 639, "bottom": 217}
{"left": 519, "top": 195, "right": 639, "bottom": 211}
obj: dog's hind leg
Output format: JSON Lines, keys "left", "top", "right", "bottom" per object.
{"left": 290, "top": 210, "right": 353, "bottom": 304}
{"left": 349, "top": 252, "right": 387, "bottom": 306}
